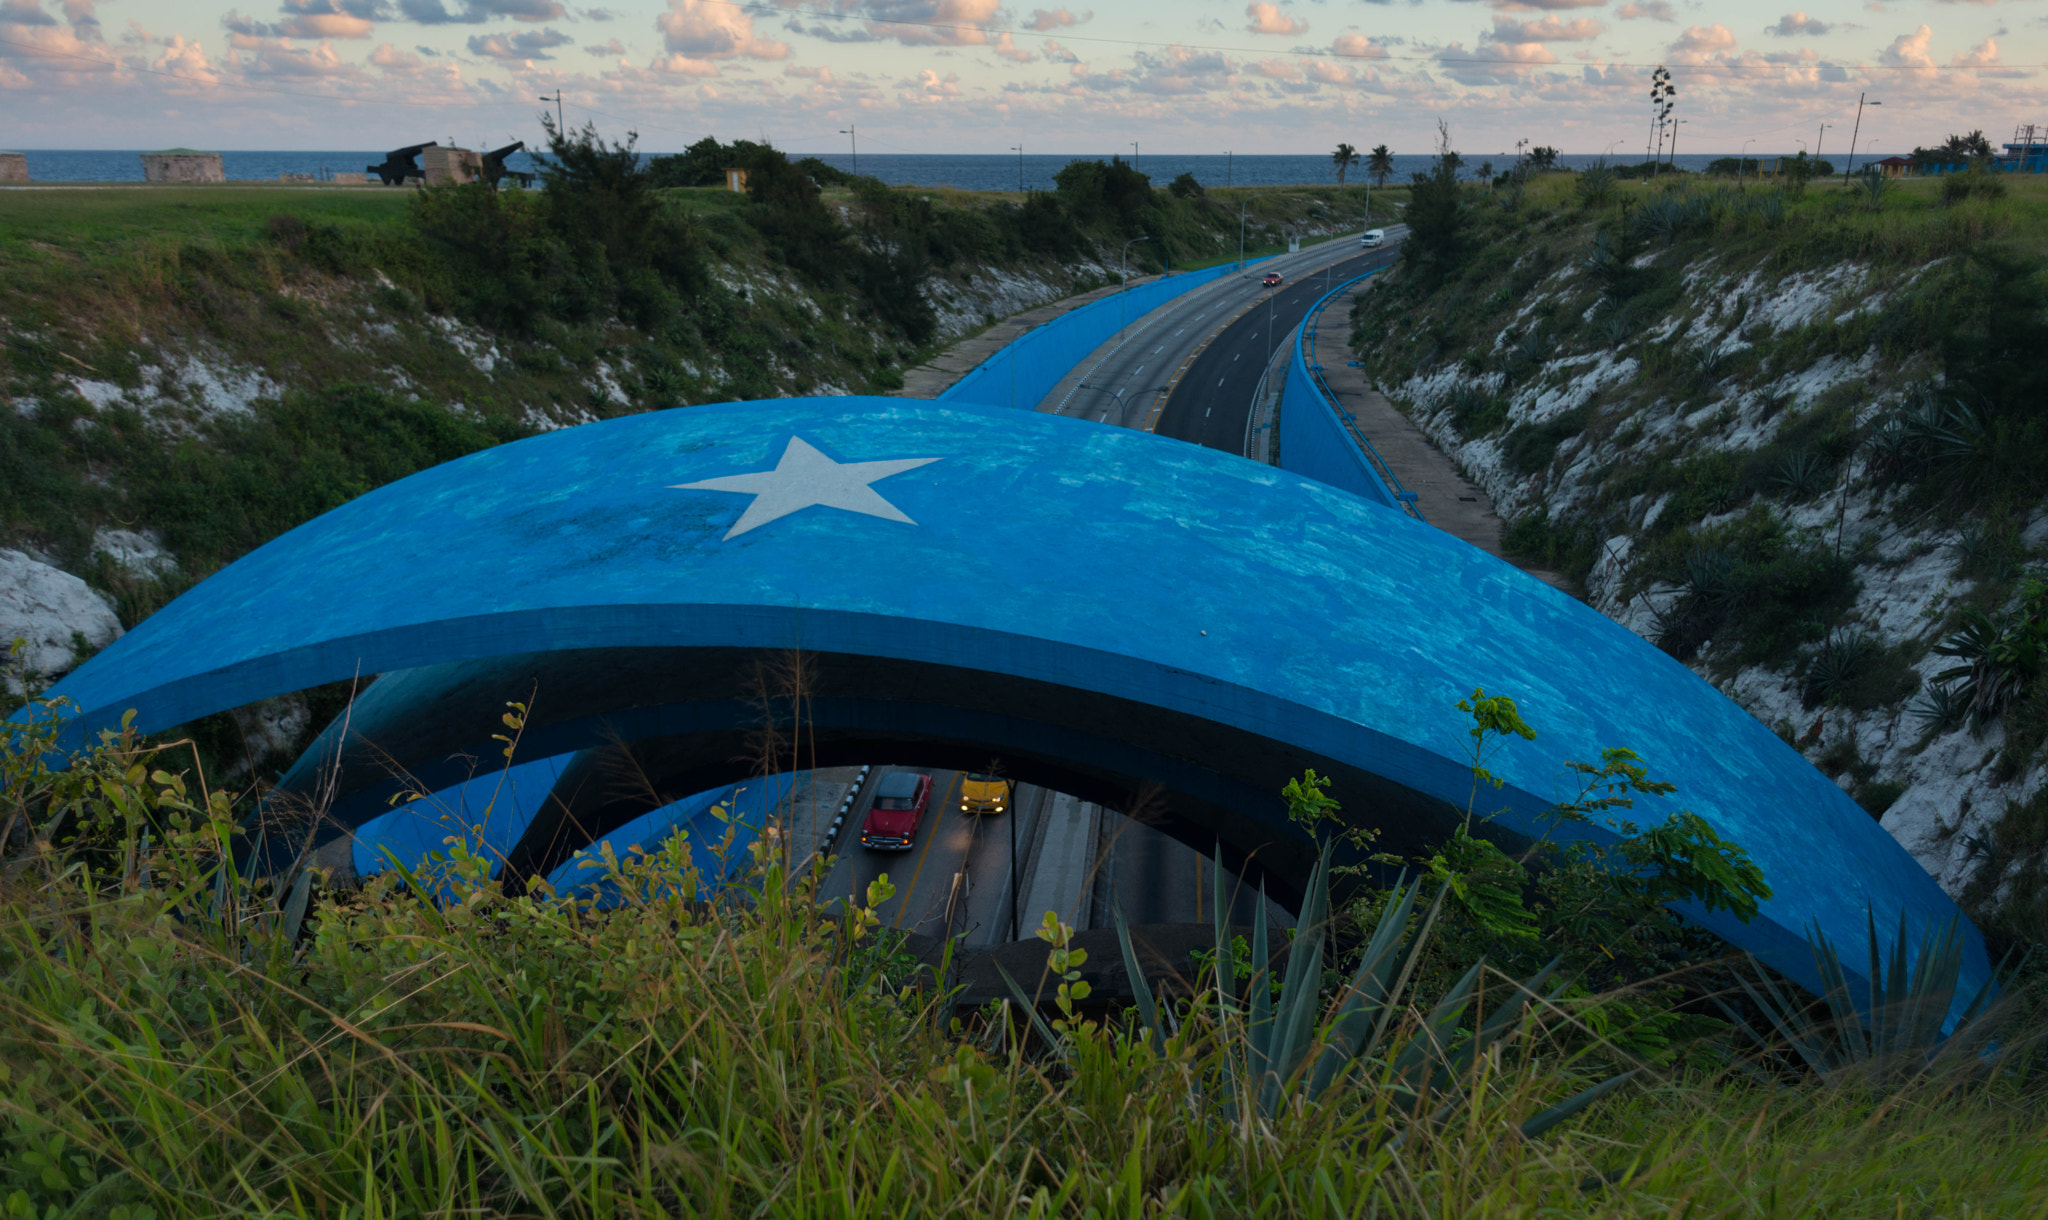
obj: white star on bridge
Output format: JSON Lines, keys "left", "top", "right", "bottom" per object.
{"left": 673, "top": 436, "right": 941, "bottom": 540}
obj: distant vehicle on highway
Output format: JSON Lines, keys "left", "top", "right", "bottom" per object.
{"left": 1261, "top": 271, "right": 1284, "bottom": 287}
{"left": 860, "top": 771, "right": 932, "bottom": 850}
{"left": 960, "top": 773, "right": 1011, "bottom": 815}
{"left": 1362, "top": 229, "right": 1386, "bottom": 247}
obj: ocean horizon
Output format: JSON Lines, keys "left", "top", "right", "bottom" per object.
{"left": 2, "top": 149, "right": 1790, "bottom": 191}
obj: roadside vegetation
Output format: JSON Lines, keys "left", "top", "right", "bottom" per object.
{"left": 1350, "top": 141, "right": 2048, "bottom": 959}
{"left": 2, "top": 682, "right": 2042, "bottom": 1218}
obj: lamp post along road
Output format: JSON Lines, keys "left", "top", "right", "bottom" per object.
{"left": 1816, "top": 123, "right": 1832, "bottom": 166}
{"left": 1844, "top": 94, "right": 1880, "bottom": 183}
{"left": 538, "top": 90, "right": 563, "bottom": 130}
{"left": 1120, "top": 236, "right": 1150, "bottom": 337}
{"left": 840, "top": 125, "right": 857, "bottom": 175}
{"left": 1011, "top": 143, "right": 1023, "bottom": 192}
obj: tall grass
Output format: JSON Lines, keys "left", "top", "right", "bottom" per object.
{"left": 2, "top": 714, "right": 2046, "bottom": 1217}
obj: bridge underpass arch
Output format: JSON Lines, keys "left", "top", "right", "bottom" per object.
{"left": 24, "top": 397, "right": 1991, "bottom": 1005}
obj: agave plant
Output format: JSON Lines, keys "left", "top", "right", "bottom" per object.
{"left": 1079, "top": 844, "right": 1636, "bottom": 1140}
{"left": 1726, "top": 908, "right": 2012, "bottom": 1089}
{"left": 1773, "top": 448, "right": 1832, "bottom": 499}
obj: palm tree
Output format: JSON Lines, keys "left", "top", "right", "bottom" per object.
{"left": 1366, "top": 144, "right": 1394, "bottom": 186}
{"left": 1331, "top": 142, "right": 1360, "bottom": 186}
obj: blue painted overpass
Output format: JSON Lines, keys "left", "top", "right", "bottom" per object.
{"left": 28, "top": 396, "right": 1990, "bottom": 1004}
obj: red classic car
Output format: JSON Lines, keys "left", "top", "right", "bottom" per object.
{"left": 859, "top": 771, "right": 933, "bottom": 850}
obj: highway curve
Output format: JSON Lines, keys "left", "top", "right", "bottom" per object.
{"left": 1155, "top": 236, "right": 1406, "bottom": 455}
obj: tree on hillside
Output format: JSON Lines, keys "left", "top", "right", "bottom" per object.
{"left": 1912, "top": 130, "right": 1996, "bottom": 166}
{"left": 1404, "top": 120, "right": 1470, "bottom": 272}
{"left": 1332, "top": 142, "right": 1361, "bottom": 185}
{"left": 1366, "top": 144, "right": 1394, "bottom": 186}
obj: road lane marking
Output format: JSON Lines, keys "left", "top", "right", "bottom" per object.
{"left": 1154, "top": 345, "right": 1164, "bottom": 354}
{"left": 895, "top": 771, "right": 964, "bottom": 930}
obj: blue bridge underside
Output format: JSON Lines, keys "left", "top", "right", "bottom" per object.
{"left": 28, "top": 397, "right": 1990, "bottom": 1007}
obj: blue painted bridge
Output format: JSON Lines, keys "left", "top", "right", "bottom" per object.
{"left": 30, "top": 397, "right": 1989, "bottom": 1002}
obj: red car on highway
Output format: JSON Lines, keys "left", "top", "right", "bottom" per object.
{"left": 1261, "top": 271, "right": 1284, "bottom": 287}
{"left": 860, "top": 771, "right": 933, "bottom": 850}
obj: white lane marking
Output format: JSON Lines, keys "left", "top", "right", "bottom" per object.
{"left": 1175, "top": 328, "right": 1185, "bottom": 335}
{"left": 1153, "top": 345, "right": 1164, "bottom": 354}
{"left": 1217, "top": 378, "right": 1225, "bottom": 386}
{"left": 1205, "top": 407, "right": 1212, "bottom": 417}
{"left": 1233, "top": 354, "right": 1240, "bottom": 361}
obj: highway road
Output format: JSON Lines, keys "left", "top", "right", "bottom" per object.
{"left": 1037, "top": 231, "right": 1403, "bottom": 436}
{"left": 1155, "top": 231, "right": 1406, "bottom": 455}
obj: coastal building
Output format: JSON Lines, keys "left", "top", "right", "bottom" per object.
{"left": 141, "top": 149, "right": 224, "bottom": 184}
{"left": 0, "top": 153, "right": 26, "bottom": 183}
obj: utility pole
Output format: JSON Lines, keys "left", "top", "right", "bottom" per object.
{"left": 1844, "top": 94, "right": 1881, "bottom": 183}
{"left": 1226, "top": 150, "right": 1232, "bottom": 187}
{"left": 839, "top": 124, "right": 857, "bottom": 175}
{"left": 1011, "top": 143, "right": 1023, "bottom": 192}
{"left": 1130, "top": 140, "right": 1139, "bottom": 169}
{"left": 1815, "top": 123, "right": 1832, "bottom": 167}
{"left": 537, "top": 90, "right": 563, "bottom": 132}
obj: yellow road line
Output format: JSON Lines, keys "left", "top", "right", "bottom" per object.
{"left": 894, "top": 771, "right": 963, "bottom": 930}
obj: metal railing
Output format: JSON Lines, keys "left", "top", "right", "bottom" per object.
{"left": 1295, "top": 272, "right": 1424, "bottom": 522}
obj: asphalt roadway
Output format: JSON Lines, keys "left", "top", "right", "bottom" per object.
{"left": 1156, "top": 232, "right": 1408, "bottom": 455}
{"left": 1039, "top": 230, "right": 1407, "bottom": 458}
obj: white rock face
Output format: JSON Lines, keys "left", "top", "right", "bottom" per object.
{"left": 1369, "top": 249, "right": 2031, "bottom": 907}
{"left": 0, "top": 550, "right": 122, "bottom": 686}
{"left": 92, "top": 528, "right": 178, "bottom": 578}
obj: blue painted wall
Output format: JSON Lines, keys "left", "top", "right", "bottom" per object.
{"left": 940, "top": 259, "right": 1263, "bottom": 411}
{"left": 25, "top": 397, "right": 1991, "bottom": 1011}
{"left": 1279, "top": 274, "right": 1400, "bottom": 509}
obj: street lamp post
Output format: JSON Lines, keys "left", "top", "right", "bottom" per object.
{"left": 1669, "top": 119, "right": 1688, "bottom": 170}
{"left": 1844, "top": 94, "right": 1880, "bottom": 183}
{"left": 1815, "top": 123, "right": 1833, "bottom": 166}
{"left": 839, "top": 125, "right": 857, "bottom": 175}
{"left": 1011, "top": 143, "right": 1023, "bottom": 192}
{"left": 1130, "top": 140, "right": 1139, "bottom": 169}
{"left": 1238, "top": 193, "right": 1261, "bottom": 270}
{"left": 538, "top": 91, "right": 563, "bottom": 131}
{"left": 1226, "top": 149, "right": 1232, "bottom": 187}
{"left": 1120, "top": 236, "right": 1150, "bottom": 337}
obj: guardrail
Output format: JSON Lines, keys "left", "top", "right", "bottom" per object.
{"left": 939, "top": 257, "right": 1271, "bottom": 412}
{"left": 1282, "top": 271, "right": 1424, "bottom": 522}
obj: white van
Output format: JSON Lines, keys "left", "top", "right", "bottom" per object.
{"left": 1361, "top": 228, "right": 1386, "bottom": 247}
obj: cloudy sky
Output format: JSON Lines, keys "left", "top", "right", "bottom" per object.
{"left": 0, "top": 0, "right": 2036, "bottom": 155}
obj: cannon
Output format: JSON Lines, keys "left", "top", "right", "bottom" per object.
{"left": 366, "top": 142, "right": 434, "bottom": 186}
{"left": 482, "top": 141, "right": 535, "bottom": 189}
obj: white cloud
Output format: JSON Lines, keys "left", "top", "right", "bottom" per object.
{"left": 1331, "top": 33, "right": 1388, "bottom": 59}
{"left": 1244, "top": 3, "right": 1306, "bottom": 36}
{"left": 582, "top": 36, "right": 623, "bottom": 55}
{"left": 1616, "top": 1, "right": 1674, "bottom": 20}
{"left": 1488, "top": 15, "right": 1603, "bottom": 42}
{"left": 1667, "top": 21, "right": 1736, "bottom": 63}
{"left": 467, "top": 26, "right": 570, "bottom": 58}
{"left": 656, "top": 0, "right": 787, "bottom": 60}
{"left": 1880, "top": 22, "right": 1936, "bottom": 73}
{"left": 1767, "top": 10, "right": 1829, "bottom": 35}
{"left": 1025, "top": 7, "right": 1086, "bottom": 32}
